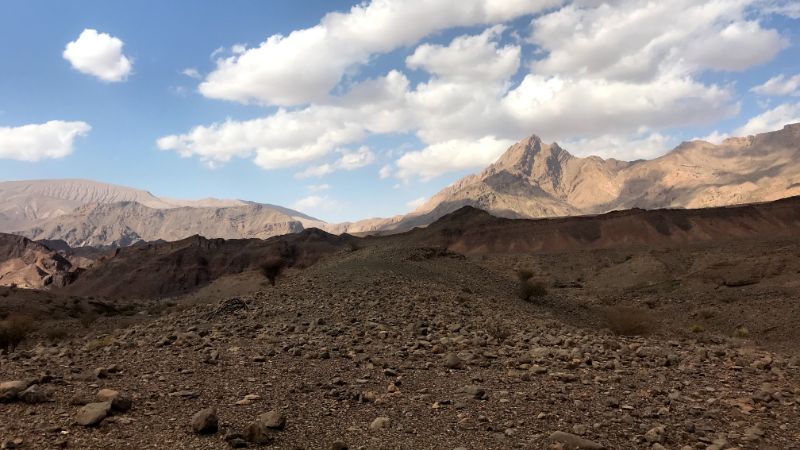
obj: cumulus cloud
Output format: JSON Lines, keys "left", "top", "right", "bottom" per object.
{"left": 291, "top": 194, "right": 339, "bottom": 214}
{"left": 396, "top": 136, "right": 515, "bottom": 180}
{"left": 735, "top": 103, "right": 800, "bottom": 136}
{"left": 752, "top": 74, "right": 800, "bottom": 96}
{"left": 0, "top": 121, "right": 91, "bottom": 161}
{"left": 198, "top": 0, "right": 560, "bottom": 105}
{"left": 759, "top": 0, "right": 800, "bottom": 18}
{"left": 562, "top": 131, "right": 672, "bottom": 161}
{"left": 296, "top": 146, "right": 376, "bottom": 178}
{"left": 63, "top": 29, "right": 132, "bottom": 82}
{"left": 529, "top": 0, "right": 785, "bottom": 81}
{"left": 161, "top": 0, "right": 790, "bottom": 181}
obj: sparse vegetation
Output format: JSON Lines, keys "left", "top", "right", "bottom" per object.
{"left": 0, "top": 314, "right": 35, "bottom": 352}
{"left": 84, "top": 335, "right": 116, "bottom": 351}
{"left": 486, "top": 320, "right": 511, "bottom": 342}
{"left": 516, "top": 269, "right": 548, "bottom": 301}
{"left": 260, "top": 257, "right": 286, "bottom": 286}
{"left": 604, "top": 306, "right": 654, "bottom": 336}
{"left": 44, "top": 326, "right": 71, "bottom": 342}
{"left": 691, "top": 324, "right": 705, "bottom": 333}
{"left": 79, "top": 312, "right": 99, "bottom": 328}
{"left": 735, "top": 327, "right": 749, "bottom": 338}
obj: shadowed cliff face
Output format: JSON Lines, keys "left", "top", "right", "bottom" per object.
{"left": 0, "top": 233, "right": 80, "bottom": 288}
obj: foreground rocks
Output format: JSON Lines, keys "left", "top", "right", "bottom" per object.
{"left": 1, "top": 245, "right": 799, "bottom": 449}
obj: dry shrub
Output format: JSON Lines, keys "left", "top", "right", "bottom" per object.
{"left": 45, "top": 326, "right": 71, "bottom": 342}
{"left": 0, "top": 314, "right": 35, "bottom": 352}
{"left": 486, "top": 321, "right": 511, "bottom": 342}
{"left": 604, "top": 306, "right": 654, "bottom": 336}
{"left": 79, "top": 312, "right": 99, "bottom": 328}
{"left": 260, "top": 257, "right": 286, "bottom": 286}
{"left": 84, "top": 335, "right": 116, "bottom": 351}
{"left": 516, "top": 269, "right": 548, "bottom": 301}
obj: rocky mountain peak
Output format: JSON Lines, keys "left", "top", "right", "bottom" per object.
{"left": 490, "top": 134, "right": 573, "bottom": 179}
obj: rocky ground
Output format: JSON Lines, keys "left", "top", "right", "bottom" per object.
{"left": 1, "top": 244, "right": 799, "bottom": 449}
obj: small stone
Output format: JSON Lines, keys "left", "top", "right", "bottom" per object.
{"left": 1, "top": 438, "right": 24, "bottom": 449}
{"left": 572, "top": 424, "right": 588, "bottom": 436}
{"left": 644, "top": 425, "right": 665, "bottom": 443}
{"left": 548, "top": 431, "right": 604, "bottom": 449}
{"left": 0, "top": 381, "right": 29, "bottom": 403}
{"left": 370, "top": 416, "right": 392, "bottom": 431}
{"left": 245, "top": 410, "right": 285, "bottom": 444}
{"left": 259, "top": 410, "right": 286, "bottom": 430}
{"left": 463, "top": 385, "right": 486, "bottom": 400}
{"left": 444, "top": 353, "right": 464, "bottom": 369}
{"left": 330, "top": 441, "right": 348, "bottom": 450}
{"left": 191, "top": 407, "right": 219, "bottom": 434}
{"left": 76, "top": 402, "right": 112, "bottom": 427}
{"left": 19, "top": 384, "right": 49, "bottom": 404}
{"left": 97, "top": 389, "right": 131, "bottom": 412}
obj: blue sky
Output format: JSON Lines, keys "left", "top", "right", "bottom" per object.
{"left": 1, "top": 0, "right": 799, "bottom": 222}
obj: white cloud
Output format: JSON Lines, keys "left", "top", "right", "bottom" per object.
{"left": 406, "top": 25, "right": 519, "bottom": 83}
{"left": 307, "top": 184, "right": 331, "bottom": 192}
{"left": 760, "top": 0, "right": 800, "bottom": 18}
{"left": 406, "top": 196, "right": 427, "bottom": 210}
{"left": 752, "top": 74, "right": 800, "bottom": 96}
{"left": 162, "top": 0, "right": 790, "bottom": 181}
{"left": 735, "top": 103, "right": 800, "bottom": 136}
{"left": 296, "top": 146, "right": 376, "bottom": 178}
{"left": 0, "top": 120, "right": 91, "bottom": 161}
{"left": 529, "top": 0, "right": 785, "bottom": 81}
{"left": 562, "top": 131, "right": 672, "bottom": 161}
{"left": 291, "top": 194, "right": 338, "bottom": 214}
{"left": 198, "top": 0, "right": 561, "bottom": 105}
{"left": 182, "top": 68, "right": 201, "bottom": 79}
{"left": 63, "top": 29, "right": 132, "bottom": 82}
{"left": 396, "top": 136, "right": 514, "bottom": 180}
{"left": 694, "top": 130, "right": 730, "bottom": 144}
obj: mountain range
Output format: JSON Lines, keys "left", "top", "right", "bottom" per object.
{"left": 1, "top": 123, "right": 799, "bottom": 247}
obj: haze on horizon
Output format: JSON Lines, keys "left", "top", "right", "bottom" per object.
{"left": 1, "top": 0, "right": 800, "bottom": 222}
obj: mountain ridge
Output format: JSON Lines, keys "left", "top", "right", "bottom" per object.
{"left": 2, "top": 123, "right": 799, "bottom": 246}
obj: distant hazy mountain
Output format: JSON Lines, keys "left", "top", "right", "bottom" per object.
{"left": 0, "top": 179, "right": 324, "bottom": 247}
{"left": 339, "top": 122, "right": 800, "bottom": 233}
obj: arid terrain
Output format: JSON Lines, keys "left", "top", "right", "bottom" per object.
{"left": 3, "top": 124, "right": 800, "bottom": 247}
{"left": 1, "top": 199, "right": 799, "bottom": 449}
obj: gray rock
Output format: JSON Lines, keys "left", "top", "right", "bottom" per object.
{"left": 191, "top": 407, "right": 219, "bottom": 434}
{"left": 258, "top": 410, "right": 286, "bottom": 430}
{"left": 463, "top": 385, "right": 487, "bottom": 400}
{"left": 370, "top": 416, "right": 392, "bottom": 431}
{"left": 444, "top": 353, "right": 464, "bottom": 369}
{"left": 19, "top": 384, "right": 49, "bottom": 404}
{"left": 548, "top": 431, "right": 604, "bottom": 449}
{"left": 0, "top": 380, "right": 29, "bottom": 403}
{"left": 97, "top": 388, "right": 131, "bottom": 412}
{"left": 76, "top": 402, "right": 112, "bottom": 427}
{"left": 245, "top": 410, "right": 285, "bottom": 444}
